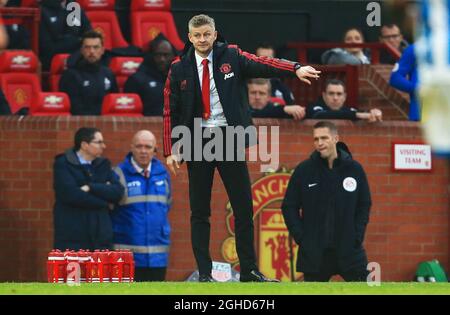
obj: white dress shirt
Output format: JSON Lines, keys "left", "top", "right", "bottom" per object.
{"left": 195, "top": 51, "right": 228, "bottom": 127}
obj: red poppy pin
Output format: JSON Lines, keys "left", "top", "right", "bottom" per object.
{"left": 220, "top": 63, "right": 232, "bottom": 74}
{"left": 180, "top": 80, "right": 187, "bottom": 90}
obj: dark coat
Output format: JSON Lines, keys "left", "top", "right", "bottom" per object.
{"left": 163, "top": 39, "right": 298, "bottom": 156}
{"left": 281, "top": 144, "right": 371, "bottom": 273}
{"left": 123, "top": 62, "right": 166, "bottom": 116}
{"left": 59, "top": 58, "right": 118, "bottom": 115}
{"left": 250, "top": 102, "right": 291, "bottom": 119}
{"left": 270, "top": 78, "right": 295, "bottom": 105}
{"left": 53, "top": 149, "right": 124, "bottom": 250}
{"left": 0, "top": 89, "right": 11, "bottom": 115}
{"left": 305, "top": 97, "right": 358, "bottom": 120}
{"left": 39, "top": 1, "right": 92, "bottom": 70}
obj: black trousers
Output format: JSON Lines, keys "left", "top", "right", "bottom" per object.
{"left": 134, "top": 267, "right": 167, "bottom": 282}
{"left": 187, "top": 157, "right": 257, "bottom": 276}
{"left": 303, "top": 248, "right": 369, "bottom": 282}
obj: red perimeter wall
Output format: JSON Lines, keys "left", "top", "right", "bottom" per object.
{"left": 0, "top": 116, "right": 448, "bottom": 282}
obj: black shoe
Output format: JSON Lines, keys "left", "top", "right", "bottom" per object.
{"left": 198, "top": 274, "right": 216, "bottom": 282}
{"left": 240, "top": 270, "right": 280, "bottom": 282}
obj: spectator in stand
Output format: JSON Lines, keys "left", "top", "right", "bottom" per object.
{"left": 322, "top": 28, "right": 370, "bottom": 65}
{"left": 389, "top": 44, "right": 420, "bottom": 121}
{"left": 255, "top": 42, "right": 296, "bottom": 105}
{"left": 39, "top": 0, "right": 92, "bottom": 70}
{"left": 306, "top": 79, "right": 382, "bottom": 122}
{"left": 112, "top": 130, "right": 172, "bottom": 282}
{"left": 248, "top": 78, "right": 305, "bottom": 120}
{"left": 0, "top": 2, "right": 8, "bottom": 50}
{"left": 379, "top": 23, "right": 408, "bottom": 65}
{"left": 0, "top": 0, "right": 30, "bottom": 49}
{"left": 53, "top": 127, "right": 124, "bottom": 251}
{"left": 59, "top": 30, "right": 118, "bottom": 115}
{"left": 124, "top": 33, "right": 177, "bottom": 116}
{"left": 0, "top": 88, "right": 11, "bottom": 115}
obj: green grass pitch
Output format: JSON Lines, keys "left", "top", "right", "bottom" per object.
{"left": 0, "top": 282, "right": 449, "bottom": 295}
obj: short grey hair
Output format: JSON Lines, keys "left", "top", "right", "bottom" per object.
{"left": 248, "top": 78, "right": 271, "bottom": 93}
{"left": 188, "top": 14, "right": 216, "bottom": 32}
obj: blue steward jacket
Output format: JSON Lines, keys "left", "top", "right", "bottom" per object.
{"left": 111, "top": 154, "right": 172, "bottom": 268}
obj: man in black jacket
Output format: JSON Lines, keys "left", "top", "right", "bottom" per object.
{"left": 248, "top": 78, "right": 305, "bottom": 119}
{"left": 306, "top": 79, "right": 383, "bottom": 122}
{"left": 282, "top": 121, "right": 371, "bottom": 281}
{"left": 164, "top": 14, "right": 320, "bottom": 282}
{"left": 39, "top": 0, "right": 92, "bottom": 70}
{"left": 59, "top": 30, "right": 118, "bottom": 115}
{"left": 53, "top": 127, "right": 124, "bottom": 251}
{"left": 124, "top": 33, "right": 177, "bottom": 116}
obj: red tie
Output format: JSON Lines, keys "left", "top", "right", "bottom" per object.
{"left": 201, "top": 59, "right": 210, "bottom": 120}
{"left": 143, "top": 170, "right": 149, "bottom": 178}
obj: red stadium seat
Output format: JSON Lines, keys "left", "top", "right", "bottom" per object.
{"left": 130, "top": 0, "right": 184, "bottom": 51}
{"left": 0, "top": 72, "right": 41, "bottom": 114}
{"left": 101, "top": 93, "right": 143, "bottom": 116}
{"left": 269, "top": 97, "right": 286, "bottom": 106}
{"left": 49, "top": 54, "right": 70, "bottom": 92}
{"left": 0, "top": 50, "right": 38, "bottom": 73}
{"left": 86, "top": 11, "right": 129, "bottom": 50}
{"left": 109, "top": 57, "right": 143, "bottom": 92}
{"left": 77, "top": 0, "right": 115, "bottom": 11}
{"left": 79, "top": 0, "right": 129, "bottom": 50}
{"left": 21, "top": 0, "right": 38, "bottom": 7}
{"left": 30, "top": 92, "right": 71, "bottom": 116}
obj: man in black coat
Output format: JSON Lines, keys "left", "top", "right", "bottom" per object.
{"left": 248, "top": 78, "right": 305, "bottom": 119}
{"left": 39, "top": 0, "right": 92, "bottom": 70}
{"left": 53, "top": 127, "right": 124, "bottom": 251}
{"left": 282, "top": 121, "right": 371, "bottom": 281}
{"left": 59, "top": 30, "right": 118, "bottom": 115}
{"left": 305, "top": 79, "right": 383, "bottom": 122}
{"left": 124, "top": 33, "right": 177, "bottom": 116}
{"left": 164, "top": 14, "right": 320, "bottom": 282}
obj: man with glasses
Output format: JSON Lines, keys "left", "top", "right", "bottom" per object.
{"left": 59, "top": 30, "right": 118, "bottom": 115}
{"left": 306, "top": 79, "right": 382, "bottom": 122}
{"left": 53, "top": 127, "right": 124, "bottom": 251}
{"left": 379, "top": 23, "right": 409, "bottom": 64}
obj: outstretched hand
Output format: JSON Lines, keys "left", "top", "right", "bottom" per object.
{"left": 295, "top": 65, "right": 321, "bottom": 85}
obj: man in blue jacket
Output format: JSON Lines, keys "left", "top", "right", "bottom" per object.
{"left": 112, "top": 130, "right": 171, "bottom": 282}
{"left": 53, "top": 127, "right": 124, "bottom": 251}
{"left": 389, "top": 44, "right": 420, "bottom": 121}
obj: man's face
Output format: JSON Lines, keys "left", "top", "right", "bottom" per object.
{"left": 248, "top": 83, "right": 270, "bottom": 109}
{"left": 83, "top": 132, "right": 106, "bottom": 159}
{"left": 131, "top": 134, "right": 156, "bottom": 169}
{"left": 313, "top": 127, "right": 338, "bottom": 160}
{"left": 81, "top": 38, "right": 104, "bottom": 64}
{"left": 188, "top": 24, "right": 217, "bottom": 57}
{"left": 380, "top": 25, "right": 403, "bottom": 50}
{"left": 255, "top": 47, "right": 275, "bottom": 58}
{"left": 153, "top": 41, "right": 175, "bottom": 73}
{"left": 322, "top": 84, "right": 346, "bottom": 110}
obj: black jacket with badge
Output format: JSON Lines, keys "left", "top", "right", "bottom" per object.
{"left": 163, "top": 37, "right": 299, "bottom": 156}
{"left": 39, "top": 0, "right": 92, "bottom": 70}
{"left": 305, "top": 97, "right": 359, "bottom": 120}
{"left": 53, "top": 149, "right": 124, "bottom": 250}
{"left": 281, "top": 143, "right": 371, "bottom": 273}
{"left": 59, "top": 57, "right": 119, "bottom": 115}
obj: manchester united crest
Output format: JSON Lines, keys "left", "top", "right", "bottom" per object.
{"left": 220, "top": 63, "right": 232, "bottom": 74}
